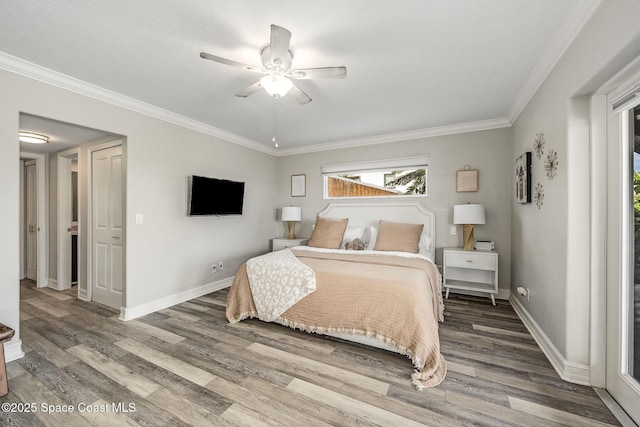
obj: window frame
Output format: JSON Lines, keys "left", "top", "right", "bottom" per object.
{"left": 322, "top": 156, "right": 429, "bottom": 200}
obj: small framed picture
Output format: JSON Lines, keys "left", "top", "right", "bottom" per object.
{"left": 291, "top": 174, "right": 306, "bottom": 197}
{"left": 515, "top": 152, "right": 532, "bottom": 203}
{"left": 456, "top": 168, "right": 478, "bottom": 192}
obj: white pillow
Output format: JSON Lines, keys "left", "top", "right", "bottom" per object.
{"left": 341, "top": 226, "right": 365, "bottom": 248}
{"left": 418, "top": 233, "right": 432, "bottom": 255}
{"left": 365, "top": 226, "right": 378, "bottom": 250}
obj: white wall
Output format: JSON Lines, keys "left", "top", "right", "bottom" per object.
{"left": 0, "top": 95, "right": 21, "bottom": 359}
{"left": 277, "top": 127, "right": 513, "bottom": 295}
{"left": 511, "top": 0, "right": 640, "bottom": 380}
{"left": 0, "top": 68, "right": 280, "bottom": 355}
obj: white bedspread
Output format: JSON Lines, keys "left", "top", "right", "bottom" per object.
{"left": 245, "top": 248, "right": 316, "bottom": 321}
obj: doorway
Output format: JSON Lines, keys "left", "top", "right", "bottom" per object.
{"left": 19, "top": 151, "right": 47, "bottom": 288}
{"left": 603, "top": 70, "right": 640, "bottom": 424}
{"left": 56, "top": 148, "right": 81, "bottom": 293}
{"left": 18, "top": 113, "right": 125, "bottom": 310}
{"left": 24, "top": 160, "right": 37, "bottom": 281}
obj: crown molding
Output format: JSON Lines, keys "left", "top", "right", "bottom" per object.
{"left": 0, "top": 52, "right": 511, "bottom": 157}
{"left": 274, "top": 117, "right": 512, "bottom": 156}
{"left": 1, "top": 52, "right": 516, "bottom": 159}
{"left": 0, "top": 51, "right": 277, "bottom": 156}
{"left": 507, "top": 0, "right": 602, "bottom": 123}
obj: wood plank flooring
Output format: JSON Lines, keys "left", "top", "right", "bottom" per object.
{"left": 0, "top": 280, "right": 622, "bottom": 426}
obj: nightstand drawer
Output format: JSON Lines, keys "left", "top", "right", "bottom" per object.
{"left": 445, "top": 252, "right": 496, "bottom": 271}
{"left": 272, "top": 238, "right": 308, "bottom": 252}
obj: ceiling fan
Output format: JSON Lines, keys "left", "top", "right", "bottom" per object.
{"left": 200, "top": 24, "right": 347, "bottom": 105}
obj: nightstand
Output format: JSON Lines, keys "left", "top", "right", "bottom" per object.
{"left": 272, "top": 237, "right": 308, "bottom": 252}
{"left": 443, "top": 247, "right": 498, "bottom": 306}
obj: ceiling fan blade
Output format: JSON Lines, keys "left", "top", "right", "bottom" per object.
{"left": 269, "top": 25, "right": 291, "bottom": 67}
{"left": 235, "top": 81, "right": 263, "bottom": 98}
{"left": 289, "top": 82, "right": 312, "bottom": 105}
{"left": 200, "top": 52, "right": 264, "bottom": 74}
{"left": 291, "top": 67, "right": 347, "bottom": 79}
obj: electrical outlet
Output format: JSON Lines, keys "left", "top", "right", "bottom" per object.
{"left": 218, "top": 261, "right": 224, "bottom": 271}
{"left": 450, "top": 225, "right": 457, "bottom": 235}
{"left": 210, "top": 264, "right": 218, "bottom": 274}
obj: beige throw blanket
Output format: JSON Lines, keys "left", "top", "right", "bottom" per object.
{"left": 227, "top": 248, "right": 446, "bottom": 389}
{"left": 246, "top": 249, "right": 316, "bottom": 321}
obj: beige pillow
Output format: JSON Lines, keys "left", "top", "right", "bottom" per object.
{"left": 373, "top": 220, "right": 424, "bottom": 253}
{"left": 308, "top": 217, "right": 348, "bottom": 249}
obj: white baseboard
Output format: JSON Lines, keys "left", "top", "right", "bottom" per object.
{"left": 78, "top": 288, "right": 88, "bottom": 301}
{"left": 4, "top": 339, "right": 24, "bottom": 362}
{"left": 47, "top": 278, "right": 61, "bottom": 291}
{"left": 497, "top": 288, "right": 511, "bottom": 300}
{"left": 509, "top": 295, "right": 591, "bottom": 385}
{"left": 119, "top": 276, "right": 234, "bottom": 321}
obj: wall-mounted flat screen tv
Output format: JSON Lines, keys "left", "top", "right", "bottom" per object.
{"left": 188, "top": 175, "right": 245, "bottom": 216}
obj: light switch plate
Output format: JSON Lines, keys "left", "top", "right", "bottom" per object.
{"left": 450, "top": 225, "right": 457, "bottom": 235}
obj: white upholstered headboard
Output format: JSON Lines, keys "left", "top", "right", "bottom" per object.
{"left": 317, "top": 202, "right": 436, "bottom": 260}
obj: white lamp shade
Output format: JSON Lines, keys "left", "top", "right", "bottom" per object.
{"left": 453, "top": 204, "right": 485, "bottom": 225}
{"left": 281, "top": 206, "right": 302, "bottom": 222}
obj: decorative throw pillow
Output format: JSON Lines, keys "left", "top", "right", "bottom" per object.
{"left": 345, "top": 238, "right": 364, "bottom": 250}
{"left": 373, "top": 220, "right": 424, "bottom": 253}
{"left": 308, "top": 217, "right": 349, "bottom": 249}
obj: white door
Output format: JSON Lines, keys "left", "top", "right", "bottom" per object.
{"left": 91, "top": 145, "right": 124, "bottom": 309}
{"left": 25, "top": 161, "right": 38, "bottom": 281}
{"left": 606, "top": 97, "right": 640, "bottom": 424}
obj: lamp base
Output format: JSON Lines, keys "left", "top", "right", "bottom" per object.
{"left": 462, "top": 224, "right": 474, "bottom": 251}
{"left": 287, "top": 222, "right": 296, "bottom": 240}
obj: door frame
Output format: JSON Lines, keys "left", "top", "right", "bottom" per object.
{"left": 19, "top": 151, "right": 47, "bottom": 288}
{"left": 56, "top": 147, "right": 81, "bottom": 292}
{"left": 591, "top": 56, "right": 640, "bottom": 423}
{"left": 87, "top": 138, "right": 126, "bottom": 308}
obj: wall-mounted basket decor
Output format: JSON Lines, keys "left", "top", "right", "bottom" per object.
{"left": 534, "top": 183, "right": 544, "bottom": 209}
{"left": 533, "top": 133, "right": 545, "bottom": 159}
{"left": 545, "top": 149, "right": 558, "bottom": 180}
{"left": 456, "top": 165, "right": 478, "bottom": 192}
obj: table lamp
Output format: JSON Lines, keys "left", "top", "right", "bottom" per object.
{"left": 281, "top": 206, "right": 302, "bottom": 239}
{"left": 453, "top": 204, "right": 486, "bottom": 251}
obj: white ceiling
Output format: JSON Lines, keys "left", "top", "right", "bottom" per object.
{"left": 0, "top": 0, "right": 599, "bottom": 154}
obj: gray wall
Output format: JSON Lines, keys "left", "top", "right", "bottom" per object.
{"left": 277, "top": 127, "right": 513, "bottom": 294}
{"left": 511, "top": 0, "right": 640, "bottom": 367}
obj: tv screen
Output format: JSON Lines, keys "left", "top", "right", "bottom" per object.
{"left": 188, "top": 175, "right": 245, "bottom": 216}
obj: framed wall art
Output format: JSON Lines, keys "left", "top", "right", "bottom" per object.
{"left": 291, "top": 174, "right": 306, "bottom": 197}
{"left": 515, "top": 152, "right": 532, "bottom": 203}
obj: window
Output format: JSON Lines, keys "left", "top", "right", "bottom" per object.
{"left": 322, "top": 156, "right": 428, "bottom": 199}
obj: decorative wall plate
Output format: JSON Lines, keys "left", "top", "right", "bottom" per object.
{"left": 533, "top": 133, "right": 545, "bottom": 159}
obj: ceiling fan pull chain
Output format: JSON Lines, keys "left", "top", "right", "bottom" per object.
{"left": 273, "top": 98, "right": 279, "bottom": 148}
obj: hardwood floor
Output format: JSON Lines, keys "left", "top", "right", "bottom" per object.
{"left": 1, "top": 279, "right": 621, "bottom": 426}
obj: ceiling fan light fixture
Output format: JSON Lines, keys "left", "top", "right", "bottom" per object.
{"left": 260, "top": 74, "right": 293, "bottom": 97}
{"left": 19, "top": 131, "right": 49, "bottom": 144}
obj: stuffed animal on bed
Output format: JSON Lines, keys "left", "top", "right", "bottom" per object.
{"left": 345, "top": 238, "right": 364, "bottom": 250}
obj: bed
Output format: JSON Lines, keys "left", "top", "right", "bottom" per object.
{"left": 226, "top": 202, "right": 447, "bottom": 389}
